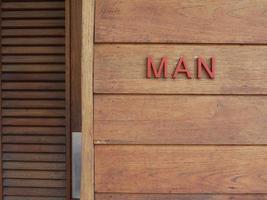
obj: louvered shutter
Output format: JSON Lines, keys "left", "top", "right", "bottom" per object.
{"left": 0, "top": 1, "right": 70, "bottom": 199}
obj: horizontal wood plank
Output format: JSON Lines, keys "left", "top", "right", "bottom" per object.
{"left": 3, "top": 179, "right": 65, "bottom": 188}
{"left": 2, "top": 136, "right": 66, "bottom": 144}
{"left": 2, "top": 28, "right": 65, "bottom": 37}
{"left": 2, "top": 55, "right": 65, "bottom": 63}
{"left": 3, "top": 144, "right": 65, "bottom": 153}
{"left": 2, "top": 127, "right": 65, "bottom": 135}
{"left": 95, "top": 0, "right": 267, "bottom": 43}
{"left": 2, "top": 2, "right": 65, "bottom": 10}
{"left": 2, "top": 100, "right": 65, "bottom": 108}
{"left": 95, "top": 145, "right": 267, "bottom": 193}
{"left": 2, "top": 109, "right": 65, "bottom": 117}
{"left": 2, "top": 64, "right": 65, "bottom": 72}
{"left": 95, "top": 193, "right": 267, "bottom": 200}
{"left": 2, "top": 20, "right": 65, "bottom": 28}
{"left": 2, "top": 46, "right": 65, "bottom": 54}
{"left": 2, "top": 37, "right": 65, "bottom": 45}
{"left": 94, "top": 45, "right": 267, "bottom": 94}
{"left": 3, "top": 170, "right": 65, "bottom": 179}
{"left": 2, "top": 118, "right": 65, "bottom": 126}
{"left": 95, "top": 95, "right": 267, "bottom": 144}
{"left": 2, "top": 73, "right": 65, "bottom": 81}
{"left": 4, "top": 197, "right": 65, "bottom": 200}
{"left": 2, "top": 10, "right": 65, "bottom": 19}
{"left": 3, "top": 153, "right": 66, "bottom": 162}
{"left": 3, "top": 162, "right": 65, "bottom": 171}
{"left": 3, "top": 187, "right": 66, "bottom": 197}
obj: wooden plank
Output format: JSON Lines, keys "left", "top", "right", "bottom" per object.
{"left": 95, "top": 0, "right": 267, "bottom": 43}
{"left": 2, "top": 100, "right": 65, "bottom": 109}
{"left": 2, "top": 55, "right": 65, "bottom": 63}
{"left": 2, "top": 2, "right": 65, "bottom": 10}
{"left": 2, "top": 20, "right": 65, "bottom": 28}
{"left": 81, "top": 0, "right": 95, "bottom": 200}
{"left": 2, "top": 117, "right": 65, "bottom": 126}
{"left": 2, "top": 37, "right": 65, "bottom": 45}
{"left": 3, "top": 162, "right": 66, "bottom": 171}
{"left": 4, "top": 197, "right": 65, "bottom": 200}
{"left": 2, "top": 82, "right": 65, "bottom": 90}
{"left": 2, "top": 10, "right": 65, "bottom": 19}
{"left": 3, "top": 170, "right": 66, "bottom": 179}
{"left": 2, "top": 136, "right": 66, "bottom": 144}
{"left": 3, "top": 144, "right": 65, "bottom": 153}
{"left": 2, "top": 73, "right": 65, "bottom": 81}
{"left": 3, "top": 179, "right": 65, "bottom": 188}
{"left": 2, "top": 127, "right": 65, "bottom": 135}
{"left": 3, "top": 153, "right": 66, "bottom": 162}
{"left": 3, "top": 188, "right": 66, "bottom": 197}
{"left": 71, "top": 0, "right": 82, "bottom": 132}
{"left": 94, "top": 45, "right": 267, "bottom": 94}
{"left": 95, "top": 145, "right": 267, "bottom": 193}
{"left": 95, "top": 95, "right": 267, "bottom": 144}
{"left": 2, "top": 28, "right": 65, "bottom": 37}
{"left": 2, "top": 46, "right": 65, "bottom": 54}
{"left": 2, "top": 91, "right": 65, "bottom": 99}
{"left": 2, "top": 64, "right": 65, "bottom": 72}
{"left": 2, "top": 109, "right": 65, "bottom": 117}
{"left": 95, "top": 193, "right": 267, "bottom": 200}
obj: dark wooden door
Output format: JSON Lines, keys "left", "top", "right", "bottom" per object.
{"left": 0, "top": 0, "right": 71, "bottom": 199}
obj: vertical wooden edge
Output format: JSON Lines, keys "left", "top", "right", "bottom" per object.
{"left": 65, "top": 0, "right": 72, "bottom": 199}
{"left": 0, "top": 0, "right": 2, "bottom": 198}
{"left": 81, "top": 0, "right": 94, "bottom": 200}
{"left": 70, "top": 0, "right": 82, "bottom": 132}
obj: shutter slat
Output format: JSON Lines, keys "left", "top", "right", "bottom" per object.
{"left": 2, "top": 91, "right": 65, "bottom": 99}
{"left": 2, "top": 28, "right": 65, "bottom": 37}
{"left": 2, "top": 127, "right": 65, "bottom": 135}
{"left": 2, "top": 109, "right": 65, "bottom": 117}
{"left": 2, "top": 46, "right": 65, "bottom": 54}
{"left": 2, "top": 136, "right": 66, "bottom": 144}
{"left": 2, "top": 20, "right": 65, "bottom": 28}
{"left": 2, "top": 10, "right": 65, "bottom": 19}
{"left": 3, "top": 187, "right": 66, "bottom": 197}
{"left": 3, "top": 170, "right": 66, "bottom": 179}
{"left": 3, "top": 144, "right": 66, "bottom": 153}
{"left": 3, "top": 153, "right": 66, "bottom": 162}
{"left": 3, "top": 162, "right": 66, "bottom": 171}
{"left": 2, "top": 2, "right": 65, "bottom": 10}
{"left": 4, "top": 179, "right": 66, "bottom": 188}
{"left": 2, "top": 64, "right": 65, "bottom": 72}
{"left": 2, "top": 37, "right": 65, "bottom": 45}
{"left": 2, "top": 100, "right": 65, "bottom": 108}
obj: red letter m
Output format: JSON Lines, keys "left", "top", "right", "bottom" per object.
{"left": 147, "top": 56, "right": 168, "bottom": 78}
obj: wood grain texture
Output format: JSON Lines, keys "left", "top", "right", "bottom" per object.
{"left": 95, "top": 0, "right": 267, "bottom": 43}
{"left": 96, "top": 193, "right": 267, "bottom": 200}
{"left": 95, "top": 145, "right": 267, "bottom": 193}
{"left": 80, "top": 0, "right": 95, "bottom": 199}
{"left": 94, "top": 95, "right": 267, "bottom": 144}
{"left": 94, "top": 45, "right": 267, "bottom": 94}
{"left": 71, "top": 0, "right": 82, "bottom": 132}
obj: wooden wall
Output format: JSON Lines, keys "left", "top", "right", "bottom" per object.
{"left": 83, "top": 0, "right": 267, "bottom": 200}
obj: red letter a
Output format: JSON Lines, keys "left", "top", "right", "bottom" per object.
{"left": 172, "top": 57, "right": 192, "bottom": 79}
{"left": 197, "top": 57, "right": 216, "bottom": 79}
{"left": 147, "top": 56, "right": 168, "bottom": 78}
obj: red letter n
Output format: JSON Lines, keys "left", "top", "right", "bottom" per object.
{"left": 147, "top": 56, "right": 168, "bottom": 78}
{"left": 197, "top": 57, "right": 216, "bottom": 79}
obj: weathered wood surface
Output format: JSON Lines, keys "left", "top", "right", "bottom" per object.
{"left": 94, "top": 45, "right": 267, "bottom": 94}
{"left": 95, "top": 145, "right": 267, "bottom": 193}
{"left": 96, "top": 193, "right": 267, "bottom": 200}
{"left": 95, "top": 0, "right": 267, "bottom": 43}
{"left": 94, "top": 95, "right": 267, "bottom": 144}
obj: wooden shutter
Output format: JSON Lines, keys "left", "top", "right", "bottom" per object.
{"left": 0, "top": 0, "right": 71, "bottom": 199}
